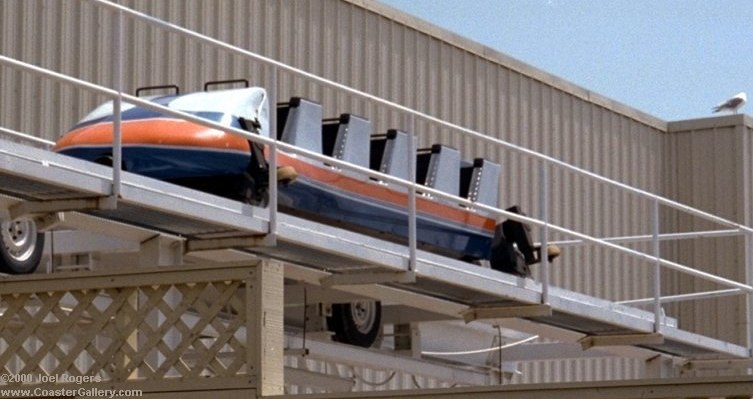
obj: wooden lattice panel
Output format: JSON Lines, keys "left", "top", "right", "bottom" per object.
{"left": 0, "top": 265, "right": 260, "bottom": 385}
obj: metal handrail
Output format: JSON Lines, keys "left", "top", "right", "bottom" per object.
{"left": 618, "top": 288, "right": 743, "bottom": 306}
{"left": 549, "top": 229, "right": 743, "bottom": 247}
{"left": 0, "top": 127, "right": 55, "bottom": 148}
{"left": 2, "top": 54, "right": 751, "bottom": 296}
{"left": 88, "top": 0, "right": 753, "bottom": 236}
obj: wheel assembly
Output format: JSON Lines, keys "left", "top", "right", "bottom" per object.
{"left": 0, "top": 217, "right": 44, "bottom": 274}
{"left": 328, "top": 300, "right": 382, "bottom": 348}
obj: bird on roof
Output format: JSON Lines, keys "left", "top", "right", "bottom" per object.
{"left": 712, "top": 92, "right": 747, "bottom": 114}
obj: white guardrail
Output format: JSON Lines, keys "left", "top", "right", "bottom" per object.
{"left": 1, "top": 0, "right": 752, "bottom": 354}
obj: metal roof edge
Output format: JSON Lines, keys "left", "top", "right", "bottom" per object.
{"left": 347, "top": 0, "right": 668, "bottom": 132}
{"left": 667, "top": 113, "right": 753, "bottom": 133}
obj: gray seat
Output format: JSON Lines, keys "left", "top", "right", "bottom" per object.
{"left": 322, "top": 114, "right": 371, "bottom": 168}
{"left": 460, "top": 158, "right": 501, "bottom": 206}
{"left": 277, "top": 97, "right": 323, "bottom": 154}
{"left": 369, "top": 129, "right": 410, "bottom": 180}
{"left": 416, "top": 144, "right": 460, "bottom": 196}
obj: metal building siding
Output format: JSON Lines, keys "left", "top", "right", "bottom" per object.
{"left": 662, "top": 116, "right": 752, "bottom": 348}
{"left": 513, "top": 357, "right": 642, "bottom": 384}
{"left": 2, "top": 0, "right": 671, "bottom": 383}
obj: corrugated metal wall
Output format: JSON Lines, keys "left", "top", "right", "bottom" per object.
{"left": 513, "top": 357, "right": 642, "bottom": 384}
{"left": 662, "top": 115, "right": 753, "bottom": 349}
{"left": 0, "top": 0, "right": 687, "bottom": 384}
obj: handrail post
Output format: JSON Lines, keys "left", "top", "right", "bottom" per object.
{"left": 652, "top": 198, "right": 662, "bottom": 333}
{"left": 407, "top": 117, "right": 417, "bottom": 273}
{"left": 746, "top": 232, "right": 753, "bottom": 356}
{"left": 110, "top": 9, "right": 123, "bottom": 207}
{"left": 539, "top": 163, "right": 549, "bottom": 304}
{"left": 268, "top": 67, "right": 278, "bottom": 240}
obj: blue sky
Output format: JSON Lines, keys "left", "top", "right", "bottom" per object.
{"left": 379, "top": 0, "right": 753, "bottom": 121}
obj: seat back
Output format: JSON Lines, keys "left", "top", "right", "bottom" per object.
{"left": 416, "top": 144, "right": 460, "bottom": 196}
{"left": 369, "top": 129, "right": 410, "bottom": 180}
{"left": 460, "top": 158, "right": 501, "bottom": 206}
{"left": 277, "top": 97, "right": 323, "bottom": 154}
{"left": 322, "top": 114, "right": 371, "bottom": 168}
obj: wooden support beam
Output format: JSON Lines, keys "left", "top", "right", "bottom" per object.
{"left": 267, "top": 375, "right": 753, "bottom": 399}
{"left": 579, "top": 333, "right": 664, "bottom": 350}
{"left": 8, "top": 197, "right": 107, "bottom": 219}
{"left": 461, "top": 304, "right": 552, "bottom": 323}
{"left": 139, "top": 234, "right": 183, "bottom": 267}
{"left": 248, "top": 260, "right": 284, "bottom": 396}
{"left": 682, "top": 358, "right": 753, "bottom": 371}
{"left": 185, "top": 234, "right": 274, "bottom": 252}
{"left": 320, "top": 271, "right": 416, "bottom": 287}
{"left": 33, "top": 212, "right": 65, "bottom": 231}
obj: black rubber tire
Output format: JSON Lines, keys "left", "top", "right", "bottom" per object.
{"left": 94, "top": 154, "right": 127, "bottom": 171}
{"left": 0, "top": 218, "right": 44, "bottom": 274}
{"left": 327, "top": 300, "right": 382, "bottom": 348}
{"left": 94, "top": 155, "right": 114, "bottom": 166}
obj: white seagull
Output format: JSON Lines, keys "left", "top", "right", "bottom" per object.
{"left": 712, "top": 92, "right": 747, "bottom": 114}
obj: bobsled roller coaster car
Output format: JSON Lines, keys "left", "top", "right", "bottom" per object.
{"left": 8, "top": 82, "right": 561, "bottom": 347}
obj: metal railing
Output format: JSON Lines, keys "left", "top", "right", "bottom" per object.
{"left": 1, "top": 0, "right": 752, "bottom": 354}
{"left": 0, "top": 127, "right": 54, "bottom": 148}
